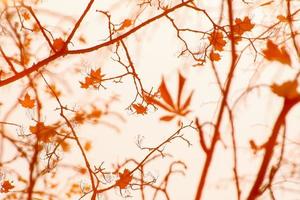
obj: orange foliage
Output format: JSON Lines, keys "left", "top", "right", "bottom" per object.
{"left": 262, "top": 40, "right": 291, "bottom": 65}
{"left": 19, "top": 93, "right": 35, "bottom": 109}
{"left": 80, "top": 68, "right": 105, "bottom": 89}
{"left": 115, "top": 169, "right": 133, "bottom": 189}
{"left": 29, "top": 122, "right": 57, "bottom": 143}
{"left": 271, "top": 80, "right": 299, "bottom": 99}
{"left": 53, "top": 38, "right": 66, "bottom": 52}
{"left": 132, "top": 103, "right": 147, "bottom": 115}
{"left": 0, "top": 180, "right": 14, "bottom": 193}
{"left": 145, "top": 72, "right": 193, "bottom": 121}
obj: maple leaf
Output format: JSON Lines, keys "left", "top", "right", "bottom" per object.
{"left": 87, "top": 106, "right": 102, "bottom": 121}
{"left": 119, "top": 19, "right": 132, "bottom": 31}
{"left": 58, "top": 139, "right": 70, "bottom": 152}
{"left": 209, "top": 52, "right": 221, "bottom": 61}
{"left": 0, "top": 180, "right": 14, "bottom": 193}
{"left": 208, "top": 31, "right": 226, "bottom": 51}
{"left": 233, "top": 17, "right": 254, "bottom": 36}
{"left": 262, "top": 40, "right": 291, "bottom": 65}
{"left": 271, "top": 80, "right": 299, "bottom": 99}
{"left": 22, "top": 12, "right": 30, "bottom": 20}
{"left": 19, "top": 93, "right": 35, "bottom": 109}
{"left": 29, "top": 122, "right": 57, "bottom": 142}
{"left": 33, "top": 23, "right": 39, "bottom": 32}
{"left": 116, "top": 169, "right": 132, "bottom": 189}
{"left": 80, "top": 68, "right": 105, "bottom": 89}
{"left": 53, "top": 38, "right": 66, "bottom": 52}
{"left": 132, "top": 103, "right": 147, "bottom": 115}
{"left": 144, "top": 72, "right": 193, "bottom": 122}
{"left": 84, "top": 141, "right": 92, "bottom": 152}
{"left": 74, "top": 111, "right": 86, "bottom": 124}
{"left": 46, "top": 84, "right": 61, "bottom": 97}
{"left": 277, "top": 15, "right": 288, "bottom": 23}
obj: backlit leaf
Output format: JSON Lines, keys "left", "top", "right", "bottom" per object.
{"left": 19, "top": 93, "right": 35, "bottom": 109}
{"left": 271, "top": 80, "right": 299, "bottom": 99}
{"left": 208, "top": 31, "right": 226, "bottom": 51}
{"left": 262, "top": 40, "right": 291, "bottom": 65}
{"left": 116, "top": 169, "right": 132, "bottom": 189}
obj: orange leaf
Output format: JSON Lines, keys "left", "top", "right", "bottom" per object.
{"left": 53, "top": 38, "right": 66, "bottom": 52}
{"left": 233, "top": 17, "right": 254, "bottom": 36}
{"left": 147, "top": 72, "right": 193, "bottom": 121}
{"left": 277, "top": 15, "right": 288, "bottom": 23}
{"left": 144, "top": 93, "right": 173, "bottom": 112}
{"left": 116, "top": 169, "right": 132, "bottom": 189}
{"left": 179, "top": 90, "right": 193, "bottom": 114}
{"left": 0, "top": 180, "right": 14, "bottom": 193}
{"left": 80, "top": 68, "right": 105, "bottom": 89}
{"left": 33, "top": 23, "right": 39, "bottom": 32}
{"left": 22, "top": 12, "right": 30, "bottom": 20}
{"left": 84, "top": 141, "right": 92, "bottom": 152}
{"left": 29, "top": 122, "right": 56, "bottom": 143}
{"left": 159, "top": 78, "right": 175, "bottom": 109}
{"left": 90, "top": 68, "right": 103, "bottom": 83}
{"left": 209, "top": 52, "right": 221, "bottom": 61}
{"left": 19, "top": 93, "right": 35, "bottom": 109}
{"left": 132, "top": 103, "right": 147, "bottom": 115}
{"left": 271, "top": 80, "right": 299, "bottom": 99}
{"left": 160, "top": 115, "right": 176, "bottom": 121}
{"left": 208, "top": 31, "right": 226, "bottom": 51}
{"left": 177, "top": 72, "right": 186, "bottom": 110}
{"left": 262, "top": 40, "right": 291, "bottom": 65}
{"left": 119, "top": 19, "right": 132, "bottom": 31}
